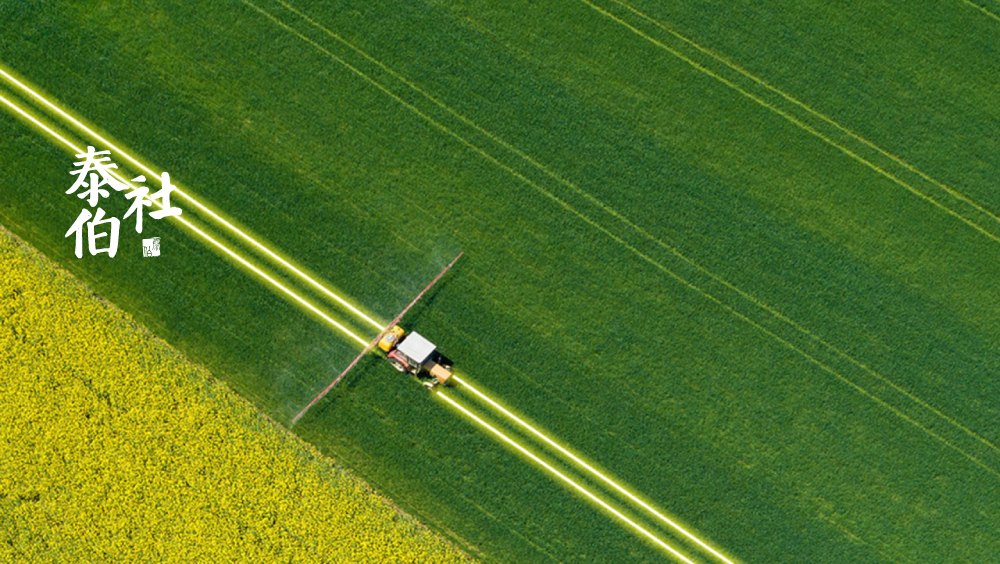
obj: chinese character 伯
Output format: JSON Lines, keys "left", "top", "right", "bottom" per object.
{"left": 64, "top": 207, "right": 120, "bottom": 258}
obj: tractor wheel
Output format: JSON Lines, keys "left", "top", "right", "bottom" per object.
{"left": 388, "top": 359, "right": 407, "bottom": 373}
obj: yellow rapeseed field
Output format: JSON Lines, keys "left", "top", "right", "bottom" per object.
{"left": 0, "top": 226, "right": 469, "bottom": 562}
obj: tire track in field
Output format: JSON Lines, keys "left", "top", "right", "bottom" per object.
{"left": 0, "top": 85, "right": 376, "bottom": 422}
{"left": 607, "top": 0, "right": 999, "bottom": 226}
{"left": 451, "top": 374, "right": 737, "bottom": 563}
{"left": 581, "top": 0, "right": 1000, "bottom": 244}
{"left": 4, "top": 62, "right": 717, "bottom": 560}
{"left": 446, "top": 308, "right": 904, "bottom": 561}
{"left": 244, "top": 0, "right": 1000, "bottom": 479}
{"left": 0, "top": 79, "right": 414, "bottom": 420}
{"left": 0, "top": 66, "right": 385, "bottom": 335}
{"left": 436, "top": 390, "right": 702, "bottom": 562}
{"left": 235, "top": 6, "right": 731, "bottom": 559}
{"left": 0, "top": 88, "right": 705, "bottom": 561}
{"left": 960, "top": 0, "right": 1000, "bottom": 23}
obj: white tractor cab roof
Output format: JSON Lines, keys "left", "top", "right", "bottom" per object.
{"left": 396, "top": 331, "right": 436, "bottom": 365}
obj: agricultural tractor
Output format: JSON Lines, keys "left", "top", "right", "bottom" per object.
{"left": 378, "top": 326, "right": 454, "bottom": 389}
{"left": 290, "top": 252, "right": 463, "bottom": 425}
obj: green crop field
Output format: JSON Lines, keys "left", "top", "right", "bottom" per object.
{"left": 2, "top": 1, "right": 998, "bottom": 561}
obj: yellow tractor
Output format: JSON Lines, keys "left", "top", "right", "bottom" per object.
{"left": 378, "top": 326, "right": 454, "bottom": 389}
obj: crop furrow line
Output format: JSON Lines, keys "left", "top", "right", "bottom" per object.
{"left": 249, "top": 0, "right": 1000, "bottom": 476}
{"left": 608, "top": 0, "right": 999, "bottom": 223}
{"left": 960, "top": 0, "right": 1000, "bottom": 22}
{"left": 583, "top": 0, "right": 1000, "bottom": 243}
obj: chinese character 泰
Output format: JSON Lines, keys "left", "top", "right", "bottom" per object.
{"left": 66, "top": 146, "right": 127, "bottom": 207}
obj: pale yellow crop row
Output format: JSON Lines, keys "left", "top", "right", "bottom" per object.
{"left": 0, "top": 226, "right": 470, "bottom": 562}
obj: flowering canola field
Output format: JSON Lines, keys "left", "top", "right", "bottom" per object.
{"left": 0, "top": 227, "right": 467, "bottom": 562}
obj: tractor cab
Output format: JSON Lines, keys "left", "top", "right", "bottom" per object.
{"left": 378, "top": 326, "right": 453, "bottom": 389}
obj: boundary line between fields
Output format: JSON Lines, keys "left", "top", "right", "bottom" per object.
{"left": 0, "top": 86, "right": 381, "bottom": 417}
{"left": 0, "top": 80, "right": 711, "bottom": 561}
{"left": 0, "top": 90, "right": 371, "bottom": 351}
{"left": 247, "top": 0, "right": 1000, "bottom": 472}
{"left": 5, "top": 12, "right": 992, "bottom": 552}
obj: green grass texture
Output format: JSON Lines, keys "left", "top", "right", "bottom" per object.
{"left": 1, "top": 1, "right": 997, "bottom": 561}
